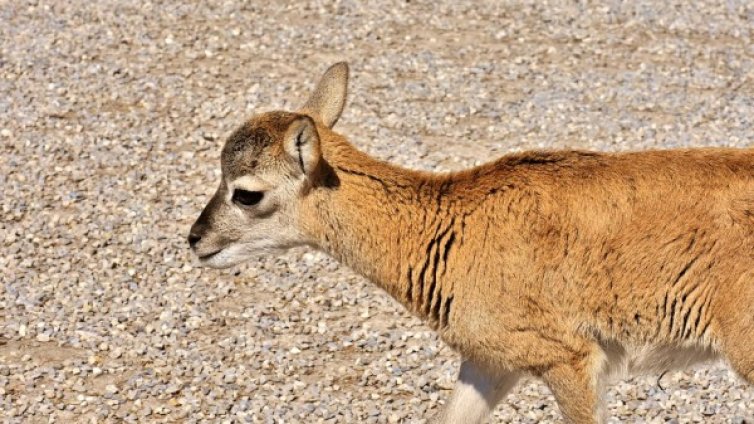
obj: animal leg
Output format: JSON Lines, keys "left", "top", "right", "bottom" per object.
{"left": 540, "top": 351, "right": 606, "bottom": 424}
{"left": 715, "top": 275, "right": 754, "bottom": 384}
{"left": 437, "top": 359, "right": 520, "bottom": 424}
{"left": 719, "top": 317, "right": 754, "bottom": 384}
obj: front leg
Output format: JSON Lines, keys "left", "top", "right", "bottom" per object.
{"left": 540, "top": 349, "right": 606, "bottom": 424}
{"left": 437, "top": 359, "right": 520, "bottom": 424}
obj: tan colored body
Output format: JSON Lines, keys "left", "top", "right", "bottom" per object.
{"left": 189, "top": 63, "right": 754, "bottom": 423}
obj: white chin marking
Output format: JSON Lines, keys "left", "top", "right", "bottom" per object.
{"left": 198, "top": 245, "right": 246, "bottom": 268}
{"left": 197, "top": 243, "right": 290, "bottom": 268}
{"left": 199, "top": 252, "right": 237, "bottom": 268}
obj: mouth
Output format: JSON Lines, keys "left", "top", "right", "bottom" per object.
{"left": 195, "top": 247, "right": 239, "bottom": 269}
{"left": 197, "top": 250, "right": 222, "bottom": 261}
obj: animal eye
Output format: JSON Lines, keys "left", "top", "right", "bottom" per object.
{"left": 232, "top": 189, "right": 264, "bottom": 207}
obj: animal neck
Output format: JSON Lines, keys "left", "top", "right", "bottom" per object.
{"left": 300, "top": 134, "right": 459, "bottom": 327}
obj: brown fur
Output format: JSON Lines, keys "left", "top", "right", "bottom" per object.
{"left": 190, "top": 63, "right": 754, "bottom": 423}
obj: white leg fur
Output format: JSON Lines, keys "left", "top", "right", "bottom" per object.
{"left": 437, "top": 360, "right": 520, "bottom": 424}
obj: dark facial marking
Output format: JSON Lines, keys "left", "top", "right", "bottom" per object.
{"left": 221, "top": 124, "right": 272, "bottom": 177}
{"left": 227, "top": 124, "right": 272, "bottom": 157}
{"left": 220, "top": 112, "right": 307, "bottom": 178}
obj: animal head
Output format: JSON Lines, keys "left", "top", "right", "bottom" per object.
{"left": 188, "top": 62, "right": 349, "bottom": 267}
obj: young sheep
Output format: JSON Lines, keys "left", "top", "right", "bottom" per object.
{"left": 188, "top": 62, "right": 754, "bottom": 423}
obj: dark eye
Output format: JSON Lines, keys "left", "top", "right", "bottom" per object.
{"left": 232, "top": 189, "right": 264, "bottom": 207}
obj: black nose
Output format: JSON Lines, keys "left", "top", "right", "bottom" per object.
{"left": 187, "top": 232, "right": 201, "bottom": 248}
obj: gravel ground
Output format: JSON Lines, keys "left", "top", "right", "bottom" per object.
{"left": 2, "top": 0, "right": 754, "bottom": 422}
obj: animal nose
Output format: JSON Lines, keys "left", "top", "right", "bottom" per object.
{"left": 187, "top": 232, "right": 201, "bottom": 248}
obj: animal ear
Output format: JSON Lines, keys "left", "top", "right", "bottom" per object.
{"left": 300, "top": 62, "right": 349, "bottom": 128}
{"left": 283, "top": 116, "right": 321, "bottom": 177}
